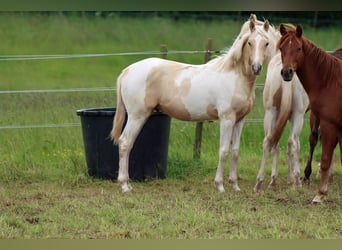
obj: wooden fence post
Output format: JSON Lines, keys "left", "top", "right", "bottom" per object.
{"left": 194, "top": 38, "right": 213, "bottom": 159}
{"left": 160, "top": 44, "right": 168, "bottom": 59}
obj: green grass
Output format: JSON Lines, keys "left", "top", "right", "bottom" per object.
{"left": 0, "top": 12, "right": 342, "bottom": 239}
{"left": 1, "top": 178, "right": 342, "bottom": 239}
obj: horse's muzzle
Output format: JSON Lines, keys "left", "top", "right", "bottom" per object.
{"left": 252, "top": 63, "right": 262, "bottom": 75}
{"left": 281, "top": 68, "right": 294, "bottom": 82}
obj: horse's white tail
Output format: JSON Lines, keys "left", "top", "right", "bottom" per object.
{"left": 268, "top": 81, "right": 293, "bottom": 148}
{"left": 111, "top": 73, "right": 126, "bottom": 144}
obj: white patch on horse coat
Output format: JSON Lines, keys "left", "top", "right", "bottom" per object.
{"left": 180, "top": 69, "right": 239, "bottom": 120}
{"left": 253, "top": 34, "right": 262, "bottom": 63}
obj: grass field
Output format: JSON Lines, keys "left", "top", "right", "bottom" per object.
{"left": 0, "top": 12, "right": 342, "bottom": 239}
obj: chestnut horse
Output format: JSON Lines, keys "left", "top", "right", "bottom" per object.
{"left": 111, "top": 16, "right": 276, "bottom": 193}
{"left": 303, "top": 49, "right": 342, "bottom": 182}
{"left": 278, "top": 24, "right": 342, "bottom": 203}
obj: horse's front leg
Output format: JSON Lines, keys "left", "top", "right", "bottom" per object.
{"left": 312, "top": 121, "right": 337, "bottom": 203}
{"left": 228, "top": 119, "right": 245, "bottom": 192}
{"left": 214, "top": 119, "right": 234, "bottom": 193}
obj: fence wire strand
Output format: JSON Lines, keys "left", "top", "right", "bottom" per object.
{"left": 0, "top": 50, "right": 222, "bottom": 61}
{"left": 0, "top": 87, "right": 116, "bottom": 94}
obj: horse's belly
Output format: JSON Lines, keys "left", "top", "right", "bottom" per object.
{"left": 159, "top": 102, "right": 218, "bottom": 121}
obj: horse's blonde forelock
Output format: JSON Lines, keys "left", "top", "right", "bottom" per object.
{"left": 279, "top": 23, "right": 296, "bottom": 32}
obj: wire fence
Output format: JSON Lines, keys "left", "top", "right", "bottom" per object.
{"left": 0, "top": 87, "right": 116, "bottom": 94}
{"left": 0, "top": 49, "right": 273, "bottom": 130}
{"left": 0, "top": 50, "right": 222, "bottom": 62}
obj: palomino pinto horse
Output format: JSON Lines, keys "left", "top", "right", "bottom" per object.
{"left": 254, "top": 52, "right": 309, "bottom": 191}
{"left": 111, "top": 17, "right": 275, "bottom": 193}
{"left": 278, "top": 24, "right": 342, "bottom": 203}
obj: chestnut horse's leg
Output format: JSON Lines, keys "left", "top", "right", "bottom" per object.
{"left": 214, "top": 119, "right": 234, "bottom": 193}
{"left": 304, "top": 112, "right": 320, "bottom": 182}
{"left": 228, "top": 119, "right": 245, "bottom": 192}
{"left": 332, "top": 130, "right": 342, "bottom": 183}
{"left": 339, "top": 132, "right": 342, "bottom": 166}
{"left": 117, "top": 115, "right": 149, "bottom": 192}
{"left": 312, "top": 120, "right": 338, "bottom": 203}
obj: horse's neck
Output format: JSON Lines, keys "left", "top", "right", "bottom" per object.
{"left": 296, "top": 41, "right": 327, "bottom": 95}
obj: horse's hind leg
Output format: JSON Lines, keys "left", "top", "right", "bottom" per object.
{"left": 312, "top": 121, "right": 337, "bottom": 203}
{"left": 304, "top": 112, "right": 319, "bottom": 182}
{"left": 254, "top": 137, "right": 269, "bottom": 191}
{"left": 287, "top": 111, "right": 304, "bottom": 187}
{"left": 118, "top": 114, "right": 150, "bottom": 192}
{"left": 268, "top": 143, "right": 279, "bottom": 188}
{"left": 339, "top": 132, "right": 342, "bottom": 166}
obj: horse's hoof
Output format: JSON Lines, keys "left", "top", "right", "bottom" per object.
{"left": 312, "top": 194, "right": 325, "bottom": 204}
{"left": 254, "top": 180, "right": 263, "bottom": 192}
{"left": 215, "top": 181, "right": 225, "bottom": 193}
{"left": 121, "top": 182, "right": 132, "bottom": 193}
{"left": 217, "top": 185, "right": 225, "bottom": 193}
{"left": 268, "top": 183, "right": 277, "bottom": 190}
{"left": 228, "top": 179, "right": 241, "bottom": 192}
{"left": 302, "top": 177, "right": 310, "bottom": 185}
{"left": 296, "top": 183, "right": 303, "bottom": 188}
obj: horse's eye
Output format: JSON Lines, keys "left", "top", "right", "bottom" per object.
{"left": 248, "top": 42, "right": 252, "bottom": 46}
{"left": 265, "top": 42, "right": 269, "bottom": 47}
{"left": 297, "top": 47, "right": 302, "bottom": 52}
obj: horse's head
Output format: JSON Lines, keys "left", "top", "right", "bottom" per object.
{"left": 278, "top": 24, "right": 305, "bottom": 81}
{"left": 226, "top": 14, "right": 277, "bottom": 75}
{"left": 243, "top": 19, "right": 271, "bottom": 75}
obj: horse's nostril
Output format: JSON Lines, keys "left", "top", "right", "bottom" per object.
{"left": 281, "top": 69, "right": 284, "bottom": 76}
{"left": 289, "top": 68, "right": 294, "bottom": 75}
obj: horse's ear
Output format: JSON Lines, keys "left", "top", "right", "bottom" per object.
{"left": 264, "top": 20, "right": 269, "bottom": 32}
{"left": 296, "top": 25, "right": 303, "bottom": 38}
{"left": 279, "top": 23, "right": 287, "bottom": 36}
{"left": 249, "top": 13, "right": 257, "bottom": 22}
{"left": 249, "top": 19, "right": 255, "bottom": 32}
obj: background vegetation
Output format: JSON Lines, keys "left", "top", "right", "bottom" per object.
{"left": 0, "top": 12, "right": 341, "bottom": 239}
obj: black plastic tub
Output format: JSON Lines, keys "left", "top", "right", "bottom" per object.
{"left": 76, "top": 108, "right": 171, "bottom": 181}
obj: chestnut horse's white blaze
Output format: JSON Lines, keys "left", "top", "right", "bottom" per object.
{"left": 111, "top": 15, "right": 277, "bottom": 193}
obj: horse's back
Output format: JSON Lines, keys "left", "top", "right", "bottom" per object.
{"left": 119, "top": 57, "right": 165, "bottom": 83}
